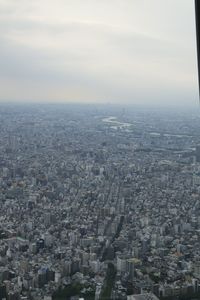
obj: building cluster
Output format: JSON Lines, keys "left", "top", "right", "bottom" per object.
{"left": 0, "top": 105, "right": 200, "bottom": 300}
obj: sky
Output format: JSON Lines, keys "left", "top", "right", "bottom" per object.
{"left": 0, "top": 0, "right": 198, "bottom": 106}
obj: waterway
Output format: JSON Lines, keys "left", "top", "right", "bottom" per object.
{"left": 102, "top": 116, "right": 133, "bottom": 130}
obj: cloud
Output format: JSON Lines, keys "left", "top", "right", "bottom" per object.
{"left": 0, "top": 0, "right": 198, "bottom": 105}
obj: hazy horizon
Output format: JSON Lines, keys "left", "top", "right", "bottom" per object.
{"left": 0, "top": 0, "right": 199, "bottom": 106}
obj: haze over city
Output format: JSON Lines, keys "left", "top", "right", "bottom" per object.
{"left": 2, "top": 1, "right": 200, "bottom": 300}
{"left": 0, "top": 0, "right": 198, "bottom": 106}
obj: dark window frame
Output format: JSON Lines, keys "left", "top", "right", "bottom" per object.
{"left": 195, "top": 0, "right": 200, "bottom": 97}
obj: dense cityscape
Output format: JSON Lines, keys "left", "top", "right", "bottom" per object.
{"left": 0, "top": 104, "right": 200, "bottom": 300}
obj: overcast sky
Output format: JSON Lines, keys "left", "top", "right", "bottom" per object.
{"left": 0, "top": 0, "right": 198, "bottom": 106}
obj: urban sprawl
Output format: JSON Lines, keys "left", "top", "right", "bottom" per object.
{"left": 0, "top": 104, "right": 200, "bottom": 300}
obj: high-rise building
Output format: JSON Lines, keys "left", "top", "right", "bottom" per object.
{"left": 196, "top": 145, "right": 200, "bottom": 162}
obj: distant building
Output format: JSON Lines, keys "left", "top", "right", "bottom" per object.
{"left": 196, "top": 145, "right": 200, "bottom": 162}
{"left": 127, "top": 293, "right": 160, "bottom": 300}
